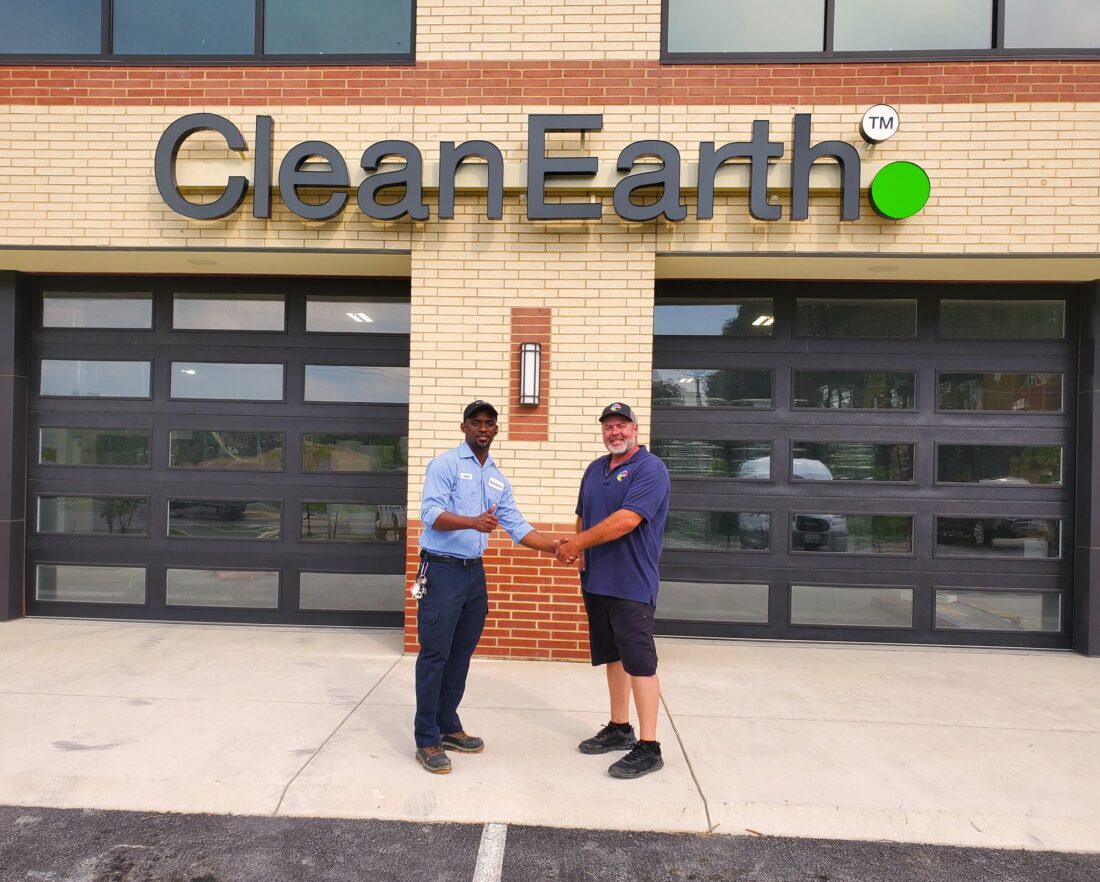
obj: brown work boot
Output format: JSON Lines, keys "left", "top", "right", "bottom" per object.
{"left": 441, "top": 730, "right": 484, "bottom": 753}
{"left": 415, "top": 745, "right": 452, "bottom": 774}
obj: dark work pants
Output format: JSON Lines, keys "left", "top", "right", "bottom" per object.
{"left": 413, "top": 559, "right": 488, "bottom": 748}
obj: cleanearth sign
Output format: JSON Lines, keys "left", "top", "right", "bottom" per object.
{"left": 155, "top": 112, "right": 930, "bottom": 224}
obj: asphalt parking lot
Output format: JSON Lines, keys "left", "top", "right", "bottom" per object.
{"left": 2, "top": 806, "right": 1099, "bottom": 882}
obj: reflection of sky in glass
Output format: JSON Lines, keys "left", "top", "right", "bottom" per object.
{"left": 113, "top": 0, "right": 254, "bottom": 54}
{"left": 667, "top": 0, "right": 824, "bottom": 52}
{"left": 173, "top": 294, "right": 285, "bottom": 331}
{"left": 41, "top": 360, "right": 151, "bottom": 398}
{"left": 306, "top": 299, "right": 411, "bottom": 333}
{"left": 305, "top": 366, "right": 410, "bottom": 403}
{"left": 171, "top": 363, "right": 283, "bottom": 400}
{"left": 654, "top": 302, "right": 773, "bottom": 336}
{"left": 1005, "top": 0, "right": 1100, "bottom": 48}
{"left": 0, "top": 0, "right": 101, "bottom": 53}
{"left": 265, "top": 0, "right": 412, "bottom": 53}
{"left": 834, "top": 0, "right": 990, "bottom": 50}
{"left": 43, "top": 295, "right": 152, "bottom": 329}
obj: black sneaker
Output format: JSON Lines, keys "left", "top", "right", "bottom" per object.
{"left": 578, "top": 721, "right": 637, "bottom": 755}
{"left": 441, "top": 730, "right": 484, "bottom": 753}
{"left": 608, "top": 741, "right": 663, "bottom": 779}
{"left": 415, "top": 745, "right": 452, "bottom": 774}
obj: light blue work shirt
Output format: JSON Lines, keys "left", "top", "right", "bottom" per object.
{"left": 419, "top": 441, "right": 533, "bottom": 558}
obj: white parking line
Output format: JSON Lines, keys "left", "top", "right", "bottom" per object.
{"left": 471, "top": 823, "right": 508, "bottom": 882}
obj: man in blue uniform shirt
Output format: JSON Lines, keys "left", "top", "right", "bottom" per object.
{"left": 414, "top": 399, "right": 560, "bottom": 774}
{"left": 557, "top": 402, "right": 671, "bottom": 779}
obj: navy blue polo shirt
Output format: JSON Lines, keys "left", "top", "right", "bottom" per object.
{"left": 576, "top": 445, "right": 670, "bottom": 605}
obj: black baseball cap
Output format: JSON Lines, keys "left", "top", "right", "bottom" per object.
{"left": 598, "top": 402, "right": 637, "bottom": 423}
{"left": 463, "top": 400, "right": 499, "bottom": 421}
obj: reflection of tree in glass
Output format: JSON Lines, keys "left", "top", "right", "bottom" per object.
{"left": 99, "top": 498, "right": 142, "bottom": 534}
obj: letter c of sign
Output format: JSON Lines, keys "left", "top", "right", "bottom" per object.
{"left": 155, "top": 113, "right": 249, "bottom": 220}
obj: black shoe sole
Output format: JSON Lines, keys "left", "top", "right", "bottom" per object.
{"left": 578, "top": 739, "right": 637, "bottom": 755}
{"left": 608, "top": 756, "right": 663, "bottom": 779}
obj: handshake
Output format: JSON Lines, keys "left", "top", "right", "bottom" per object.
{"left": 552, "top": 536, "right": 582, "bottom": 567}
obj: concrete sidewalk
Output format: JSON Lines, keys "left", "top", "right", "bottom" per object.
{"left": 0, "top": 618, "right": 1097, "bottom": 852}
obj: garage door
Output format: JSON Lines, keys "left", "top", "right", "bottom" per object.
{"left": 26, "top": 277, "right": 409, "bottom": 626}
{"left": 652, "top": 282, "right": 1075, "bottom": 649}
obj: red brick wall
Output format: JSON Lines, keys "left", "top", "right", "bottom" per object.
{"left": 1, "top": 60, "right": 1098, "bottom": 105}
{"left": 508, "top": 308, "right": 550, "bottom": 443}
{"left": 404, "top": 521, "right": 589, "bottom": 661}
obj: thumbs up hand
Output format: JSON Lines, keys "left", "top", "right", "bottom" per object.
{"left": 471, "top": 504, "right": 499, "bottom": 533}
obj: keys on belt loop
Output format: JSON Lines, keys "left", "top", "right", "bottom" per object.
{"left": 411, "top": 559, "right": 429, "bottom": 601}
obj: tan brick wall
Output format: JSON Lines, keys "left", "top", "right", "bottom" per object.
{"left": 416, "top": 0, "right": 661, "bottom": 62}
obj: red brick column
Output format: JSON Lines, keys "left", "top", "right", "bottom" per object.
{"left": 509, "top": 307, "right": 550, "bottom": 443}
{"left": 403, "top": 521, "right": 589, "bottom": 661}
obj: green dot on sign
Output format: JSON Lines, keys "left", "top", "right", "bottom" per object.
{"left": 869, "top": 161, "right": 931, "bottom": 219}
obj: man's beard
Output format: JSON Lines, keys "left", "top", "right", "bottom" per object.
{"left": 606, "top": 436, "right": 636, "bottom": 456}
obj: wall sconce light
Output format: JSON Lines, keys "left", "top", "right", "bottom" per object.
{"left": 519, "top": 342, "right": 541, "bottom": 406}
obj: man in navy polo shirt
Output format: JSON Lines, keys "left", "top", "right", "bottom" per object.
{"left": 413, "top": 399, "right": 560, "bottom": 774}
{"left": 557, "top": 402, "right": 671, "bottom": 779}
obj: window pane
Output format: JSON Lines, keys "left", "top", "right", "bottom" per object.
{"left": 793, "top": 370, "right": 915, "bottom": 409}
{"left": 306, "top": 298, "right": 411, "bottom": 333}
{"left": 935, "top": 590, "right": 1061, "bottom": 632}
{"left": 38, "top": 496, "right": 149, "bottom": 536}
{"left": 656, "top": 580, "right": 769, "bottom": 624}
{"left": 665, "top": 510, "right": 771, "bottom": 551}
{"left": 935, "top": 517, "right": 1060, "bottom": 558}
{"left": 1005, "top": 0, "right": 1100, "bottom": 49}
{"left": 166, "top": 568, "right": 279, "bottom": 609}
{"left": 265, "top": 0, "right": 412, "bottom": 54}
{"left": 169, "top": 430, "right": 284, "bottom": 471}
{"left": 299, "top": 572, "right": 405, "bottom": 612}
{"left": 36, "top": 564, "right": 146, "bottom": 605}
{"left": 792, "top": 442, "right": 914, "bottom": 482}
{"left": 792, "top": 514, "right": 912, "bottom": 554}
{"left": 168, "top": 499, "right": 281, "bottom": 540}
{"left": 653, "top": 368, "right": 772, "bottom": 408}
{"left": 171, "top": 363, "right": 284, "bottom": 401}
{"left": 0, "top": 0, "right": 101, "bottom": 53}
{"left": 938, "top": 372, "right": 1062, "bottom": 412}
{"left": 795, "top": 298, "right": 916, "bottom": 338}
{"left": 650, "top": 440, "right": 771, "bottom": 478}
{"left": 937, "top": 445, "right": 1062, "bottom": 485}
{"left": 940, "top": 299, "right": 1065, "bottom": 340}
{"left": 304, "top": 366, "right": 410, "bottom": 403}
{"left": 791, "top": 585, "right": 913, "bottom": 628}
{"left": 654, "top": 298, "right": 775, "bottom": 336}
{"left": 666, "top": 0, "right": 824, "bottom": 52}
{"left": 41, "top": 360, "right": 151, "bottom": 398}
{"left": 40, "top": 428, "right": 151, "bottom": 467}
{"left": 834, "top": 0, "right": 991, "bottom": 50}
{"left": 303, "top": 434, "right": 408, "bottom": 473}
{"left": 173, "top": 294, "right": 285, "bottom": 331}
{"left": 301, "top": 503, "right": 406, "bottom": 542}
{"left": 43, "top": 293, "right": 152, "bottom": 329}
{"left": 113, "top": 0, "right": 254, "bottom": 55}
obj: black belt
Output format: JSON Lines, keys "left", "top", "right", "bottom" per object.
{"left": 420, "top": 551, "right": 482, "bottom": 567}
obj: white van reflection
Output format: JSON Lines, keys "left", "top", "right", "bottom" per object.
{"left": 735, "top": 457, "right": 849, "bottom": 552}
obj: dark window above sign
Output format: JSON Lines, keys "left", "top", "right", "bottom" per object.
{"left": 663, "top": 0, "right": 1100, "bottom": 60}
{"left": 0, "top": 0, "right": 414, "bottom": 62}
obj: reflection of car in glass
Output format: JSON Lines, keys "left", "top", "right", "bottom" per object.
{"left": 168, "top": 499, "right": 247, "bottom": 520}
{"left": 791, "top": 513, "right": 849, "bottom": 552}
{"left": 374, "top": 504, "right": 407, "bottom": 541}
{"left": 939, "top": 516, "right": 1051, "bottom": 548}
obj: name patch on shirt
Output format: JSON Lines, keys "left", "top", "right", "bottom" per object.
{"left": 487, "top": 477, "right": 505, "bottom": 492}
{"left": 459, "top": 472, "right": 473, "bottom": 480}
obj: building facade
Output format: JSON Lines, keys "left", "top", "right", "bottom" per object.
{"left": 1, "top": 0, "right": 1099, "bottom": 656}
